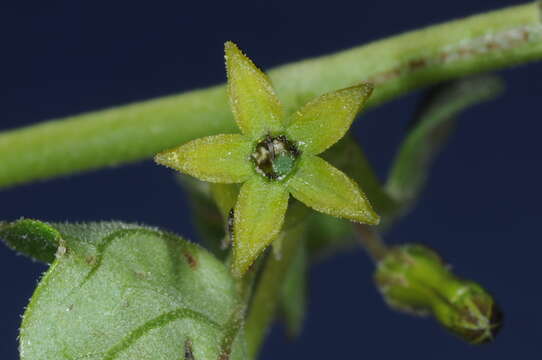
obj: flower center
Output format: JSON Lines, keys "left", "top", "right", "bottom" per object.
{"left": 251, "top": 135, "right": 300, "bottom": 180}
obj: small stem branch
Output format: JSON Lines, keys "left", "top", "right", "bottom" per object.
{"left": 356, "top": 224, "right": 388, "bottom": 262}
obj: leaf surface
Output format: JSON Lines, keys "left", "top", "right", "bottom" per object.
{"left": 0, "top": 220, "right": 247, "bottom": 360}
{"left": 0, "top": 219, "right": 61, "bottom": 263}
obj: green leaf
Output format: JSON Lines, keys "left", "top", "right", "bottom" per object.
{"left": 6, "top": 220, "right": 247, "bottom": 360}
{"left": 225, "top": 41, "right": 284, "bottom": 139}
{"left": 280, "top": 239, "right": 307, "bottom": 338}
{"left": 0, "top": 219, "right": 62, "bottom": 263}
{"left": 286, "top": 83, "right": 373, "bottom": 155}
{"left": 232, "top": 176, "right": 289, "bottom": 277}
{"left": 287, "top": 155, "right": 380, "bottom": 225}
{"left": 386, "top": 76, "right": 503, "bottom": 207}
{"left": 155, "top": 134, "right": 253, "bottom": 183}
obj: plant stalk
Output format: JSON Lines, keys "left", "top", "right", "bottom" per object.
{"left": 356, "top": 224, "right": 388, "bottom": 262}
{"left": 244, "top": 225, "right": 305, "bottom": 359}
{"left": 0, "top": 2, "right": 541, "bottom": 189}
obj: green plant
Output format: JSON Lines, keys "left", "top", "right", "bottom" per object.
{"left": 1, "top": 2, "right": 541, "bottom": 359}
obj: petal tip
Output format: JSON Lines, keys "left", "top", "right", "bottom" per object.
{"left": 345, "top": 82, "right": 374, "bottom": 107}
{"left": 353, "top": 208, "right": 381, "bottom": 226}
{"left": 154, "top": 150, "right": 178, "bottom": 169}
{"left": 224, "top": 41, "right": 265, "bottom": 77}
{"left": 365, "top": 212, "right": 381, "bottom": 226}
{"left": 224, "top": 41, "right": 246, "bottom": 63}
{"left": 224, "top": 40, "right": 238, "bottom": 54}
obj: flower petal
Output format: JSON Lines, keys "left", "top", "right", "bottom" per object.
{"left": 287, "top": 155, "right": 379, "bottom": 225}
{"left": 232, "top": 176, "right": 289, "bottom": 277}
{"left": 225, "top": 41, "right": 284, "bottom": 138}
{"left": 286, "top": 83, "right": 373, "bottom": 155}
{"left": 155, "top": 134, "right": 253, "bottom": 183}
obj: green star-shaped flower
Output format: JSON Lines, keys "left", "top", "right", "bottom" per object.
{"left": 155, "top": 42, "right": 379, "bottom": 277}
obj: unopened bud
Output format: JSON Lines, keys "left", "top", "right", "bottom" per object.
{"left": 375, "top": 244, "right": 502, "bottom": 344}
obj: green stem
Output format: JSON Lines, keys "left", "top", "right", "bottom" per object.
{"left": 386, "top": 75, "right": 504, "bottom": 211}
{"left": 355, "top": 224, "right": 389, "bottom": 262}
{"left": 244, "top": 225, "right": 305, "bottom": 359}
{"left": 1, "top": 2, "right": 541, "bottom": 189}
{"left": 217, "top": 204, "right": 261, "bottom": 360}
{"left": 218, "top": 273, "right": 255, "bottom": 360}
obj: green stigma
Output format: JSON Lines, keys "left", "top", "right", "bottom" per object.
{"left": 251, "top": 135, "right": 300, "bottom": 180}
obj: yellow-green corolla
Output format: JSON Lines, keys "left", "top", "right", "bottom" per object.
{"left": 156, "top": 42, "right": 379, "bottom": 276}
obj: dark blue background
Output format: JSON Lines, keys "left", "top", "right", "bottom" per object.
{"left": 1, "top": 0, "right": 541, "bottom": 358}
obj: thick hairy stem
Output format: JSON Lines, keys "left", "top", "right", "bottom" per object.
{"left": 0, "top": 2, "right": 541, "bottom": 189}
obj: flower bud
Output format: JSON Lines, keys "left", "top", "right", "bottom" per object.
{"left": 375, "top": 244, "right": 502, "bottom": 343}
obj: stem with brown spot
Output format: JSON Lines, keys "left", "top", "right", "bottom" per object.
{"left": 1, "top": 3, "right": 541, "bottom": 189}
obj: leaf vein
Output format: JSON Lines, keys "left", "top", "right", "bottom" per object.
{"left": 103, "top": 307, "right": 221, "bottom": 360}
{"left": 79, "top": 228, "right": 183, "bottom": 288}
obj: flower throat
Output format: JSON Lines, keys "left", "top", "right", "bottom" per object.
{"left": 251, "top": 135, "right": 300, "bottom": 180}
